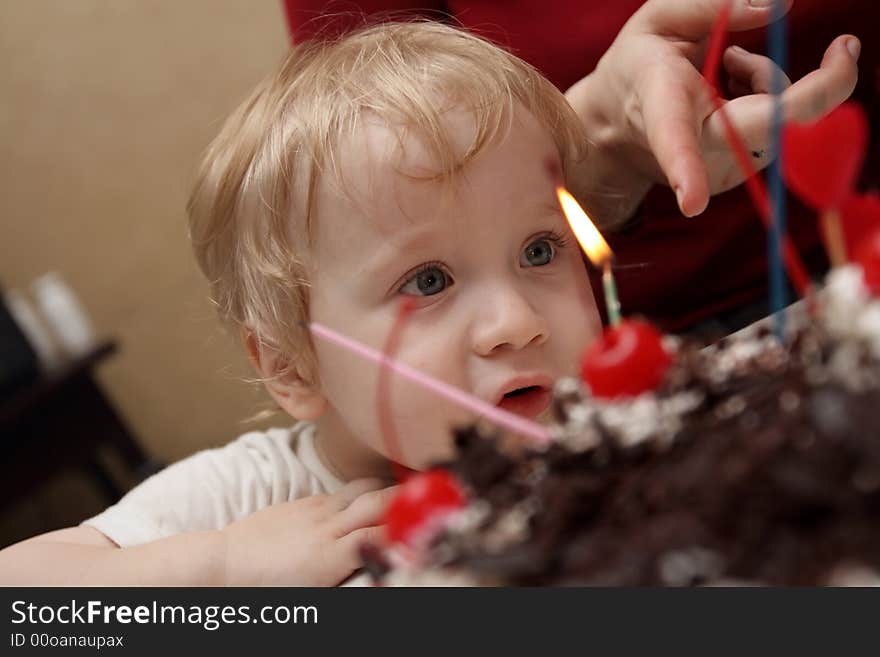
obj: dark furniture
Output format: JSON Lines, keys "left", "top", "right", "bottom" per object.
{"left": 0, "top": 340, "right": 158, "bottom": 510}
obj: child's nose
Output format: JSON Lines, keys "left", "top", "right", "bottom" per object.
{"left": 471, "top": 286, "right": 549, "bottom": 356}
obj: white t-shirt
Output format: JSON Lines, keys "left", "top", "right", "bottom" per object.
{"left": 83, "top": 422, "right": 344, "bottom": 548}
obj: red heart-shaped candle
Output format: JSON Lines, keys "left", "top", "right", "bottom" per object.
{"left": 842, "top": 192, "right": 880, "bottom": 259}
{"left": 854, "top": 229, "right": 880, "bottom": 297}
{"left": 385, "top": 469, "right": 465, "bottom": 548}
{"left": 782, "top": 102, "right": 868, "bottom": 210}
{"left": 581, "top": 318, "right": 673, "bottom": 399}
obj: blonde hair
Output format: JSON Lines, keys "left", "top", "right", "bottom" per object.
{"left": 188, "top": 20, "right": 586, "bottom": 384}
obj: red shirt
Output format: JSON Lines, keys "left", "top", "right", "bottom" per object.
{"left": 283, "top": 0, "right": 880, "bottom": 330}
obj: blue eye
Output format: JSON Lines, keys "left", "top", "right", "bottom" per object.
{"left": 521, "top": 238, "right": 556, "bottom": 267}
{"left": 400, "top": 265, "right": 451, "bottom": 296}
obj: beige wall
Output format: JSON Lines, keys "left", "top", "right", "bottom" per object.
{"left": 1, "top": 1, "right": 289, "bottom": 462}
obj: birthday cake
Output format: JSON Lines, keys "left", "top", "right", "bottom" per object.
{"left": 363, "top": 262, "right": 880, "bottom": 586}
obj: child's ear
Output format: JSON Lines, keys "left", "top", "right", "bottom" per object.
{"left": 244, "top": 331, "right": 327, "bottom": 421}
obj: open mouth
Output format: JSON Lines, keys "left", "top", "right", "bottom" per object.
{"left": 504, "top": 385, "right": 542, "bottom": 398}
{"left": 497, "top": 385, "right": 552, "bottom": 418}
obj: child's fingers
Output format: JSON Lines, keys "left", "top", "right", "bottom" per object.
{"left": 338, "top": 525, "right": 386, "bottom": 556}
{"left": 331, "top": 485, "right": 400, "bottom": 537}
{"left": 321, "top": 524, "right": 386, "bottom": 586}
{"left": 330, "top": 478, "right": 388, "bottom": 511}
{"left": 304, "top": 523, "right": 379, "bottom": 586}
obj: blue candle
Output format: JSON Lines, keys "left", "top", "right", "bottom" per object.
{"left": 768, "top": 0, "right": 789, "bottom": 339}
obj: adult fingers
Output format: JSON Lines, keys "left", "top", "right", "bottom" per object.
{"left": 634, "top": 0, "right": 793, "bottom": 39}
{"left": 642, "top": 70, "right": 710, "bottom": 216}
{"left": 728, "top": 77, "right": 754, "bottom": 99}
{"left": 782, "top": 35, "right": 860, "bottom": 124}
{"left": 332, "top": 484, "right": 400, "bottom": 536}
{"left": 705, "top": 35, "right": 859, "bottom": 165}
{"left": 723, "top": 46, "right": 792, "bottom": 95}
{"left": 705, "top": 93, "right": 780, "bottom": 162}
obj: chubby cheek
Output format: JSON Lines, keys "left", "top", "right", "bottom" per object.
{"left": 382, "top": 332, "right": 473, "bottom": 468}
{"left": 393, "top": 408, "right": 462, "bottom": 468}
{"left": 314, "top": 319, "right": 471, "bottom": 470}
{"left": 575, "top": 276, "right": 602, "bottom": 347}
{"left": 547, "top": 257, "right": 602, "bottom": 376}
{"left": 314, "top": 340, "right": 379, "bottom": 422}
{"left": 359, "top": 374, "right": 467, "bottom": 469}
{"left": 569, "top": 254, "right": 602, "bottom": 334}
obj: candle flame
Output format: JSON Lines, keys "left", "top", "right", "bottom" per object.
{"left": 555, "top": 186, "right": 612, "bottom": 266}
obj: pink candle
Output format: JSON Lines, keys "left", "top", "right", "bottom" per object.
{"left": 309, "top": 321, "right": 553, "bottom": 445}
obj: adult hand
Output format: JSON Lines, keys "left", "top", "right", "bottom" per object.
{"left": 221, "top": 478, "right": 397, "bottom": 586}
{"left": 566, "top": 0, "right": 860, "bottom": 226}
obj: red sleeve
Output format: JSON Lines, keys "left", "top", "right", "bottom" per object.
{"left": 282, "top": 1, "right": 449, "bottom": 42}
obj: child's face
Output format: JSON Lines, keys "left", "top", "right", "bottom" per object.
{"left": 307, "top": 105, "right": 600, "bottom": 476}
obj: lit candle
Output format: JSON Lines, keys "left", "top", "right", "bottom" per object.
{"left": 555, "top": 187, "right": 621, "bottom": 326}
{"left": 553, "top": 184, "right": 673, "bottom": 398}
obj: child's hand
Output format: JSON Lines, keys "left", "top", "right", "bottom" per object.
{"left": 221, "top": 478, "right": 398, "bottom": 586}
{"left": 566, "top": 0, "right": 859, "bottom": 226}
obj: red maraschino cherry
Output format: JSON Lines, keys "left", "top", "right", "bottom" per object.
{"left": 581, "top": 318, "right": 673, "bottom": 399}
{"left": 854, "top": 229, "right": 880, "bottom": 297}
{"left": 384, "top": 469, "right": 465, "bottom": 548}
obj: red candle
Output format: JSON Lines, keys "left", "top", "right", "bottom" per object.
{"left": 783, "top": 102, "right": 869, "bottom": 267}
{"left": 855, "top": 229, "right": 880, "bottom": 297}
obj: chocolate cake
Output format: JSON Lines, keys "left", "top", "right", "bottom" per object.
{"left": 366, "top": 265, "right": 880, "bottom": 586}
